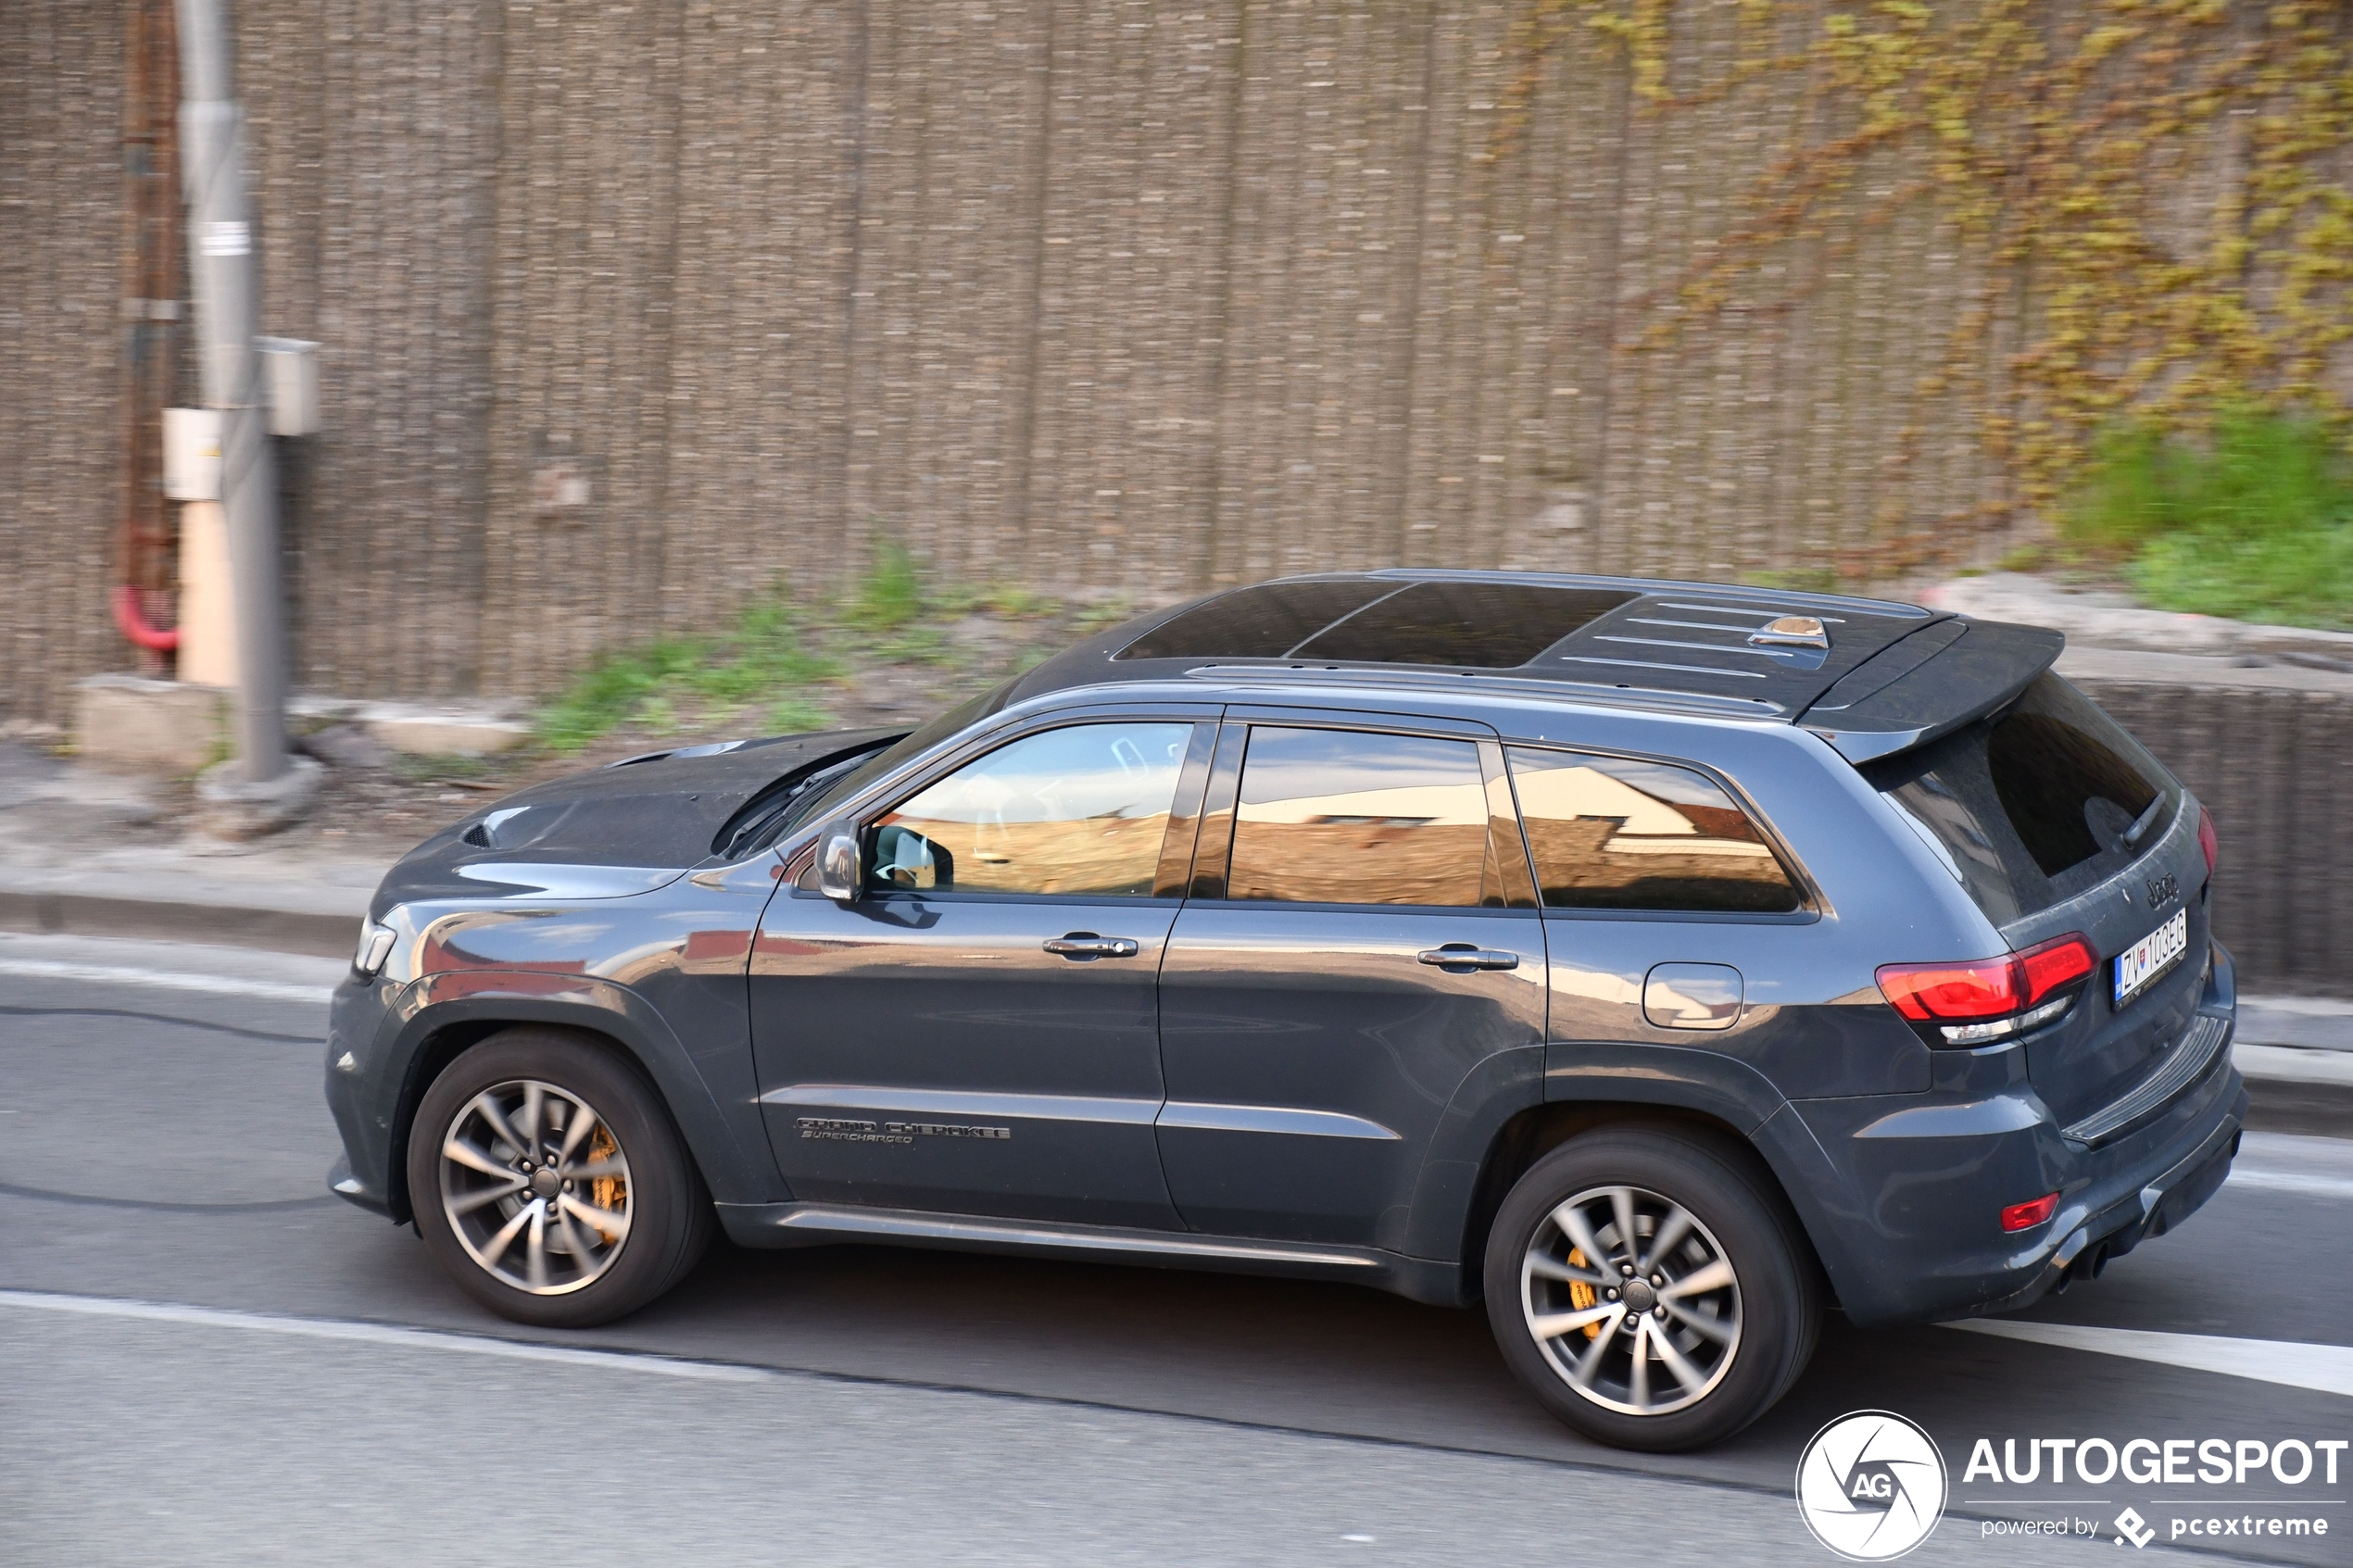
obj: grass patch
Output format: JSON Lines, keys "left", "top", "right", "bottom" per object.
{"left": 2063, "top": 409, "right": 2353, "bottom": 630}
{"left": 536, "top": 591, "right": 840, "bottom": 753}
{"left": 849, "top": 537, "right": 924, "bottom": 632}
{"left": 532, "top": 540, "right": 1106, "bottom": 753}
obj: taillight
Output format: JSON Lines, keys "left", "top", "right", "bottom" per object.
{"left": 2197, "top": 808, "right": 2218, "bottom": 879}
{"left": 1876, "top": 932, "right": 2097, "bottom": 1046}
{"left": 2001, "top": 1192, "right": 2059, "bottom": 1232}
{"left": 2019, "top": 933, "right": 2097, "bottom": 1006}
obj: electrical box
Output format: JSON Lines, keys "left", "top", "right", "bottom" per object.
{"left": 257, "top": 336, "right": 321, "bottom": 436}
{"left": 162, "top": 408, "right": 222, "bottom": 501}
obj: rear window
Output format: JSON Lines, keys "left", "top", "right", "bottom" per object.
{"left": 1861, "top": 672, "right": 2178, "bottom": 923}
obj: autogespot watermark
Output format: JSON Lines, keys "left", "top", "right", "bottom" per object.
{"left": 1793, "top": 1416, "right": 2348, "bottom": 1557}
{"left": 1958, "top": 1432, "right": 2347, "bottom": 1548}
{"left": 1796, "top": 1411, "right": 1949, "bottom": 1561}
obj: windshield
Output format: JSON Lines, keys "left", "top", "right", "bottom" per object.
{"left": 1860, "top": 672, "right": 2179, "bottom": 924}
{"left": 775, "top": 677, "right": 1025, "bottom": 839}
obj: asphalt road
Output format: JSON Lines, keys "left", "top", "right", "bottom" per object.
{"left": 3, "top": 933, "right": 2348, "bottom": 1567}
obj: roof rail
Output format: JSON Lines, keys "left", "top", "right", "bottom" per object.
{"left": 1181, "top": 663, "right": 1788, "bottom": 720}
{"left": 1355, "top": 567, "right": 1929, "bottom": 621}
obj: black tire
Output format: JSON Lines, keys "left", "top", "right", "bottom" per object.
{"left": 1483, "top": 1124, "right": 1819, "bottom": 1451}
{"left": 409, "top": 1027, "right": 711, "bottom": 1328}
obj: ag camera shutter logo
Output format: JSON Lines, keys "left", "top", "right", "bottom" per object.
{"left": 1796, "top": 1411, "right": 1948, "bottom": 1561}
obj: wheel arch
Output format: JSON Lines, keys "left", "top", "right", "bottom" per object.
{"left": 1441, "top": 1098, "right": 1844, "bottom": 1311}
{"left": 380, "top": 974, "right": 774, "bottom": 1225}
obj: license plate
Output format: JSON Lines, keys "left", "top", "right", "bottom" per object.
{"left": 2114, "top": 907, "right": 2189, "bottom": 1008}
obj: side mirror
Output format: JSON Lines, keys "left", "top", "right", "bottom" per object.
{"left": 817, "top": 826, "right": 862, "bottom": 902}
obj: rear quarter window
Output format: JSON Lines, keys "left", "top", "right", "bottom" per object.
{"left": 1861, "top": 672, "right": 2179, "bottom": 923}
{"left": 1506, "top": 746, "right": 1804, "bottom": 914}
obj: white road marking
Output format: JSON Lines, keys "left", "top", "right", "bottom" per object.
{"left": 2229, "top": 1167, "right": 2353, "bottom": 1199}
{"left": 0, "top": 1289, "right": 768, "bottom": 1384}
{"left": 1947, "top": 1318, "right": 2353, "bottom": 1399}
{"left": 0, "top": 959, "right": 332, "bottom": 1006}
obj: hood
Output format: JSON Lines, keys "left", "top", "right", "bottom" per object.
{"left": 371, "top": 727, "right": 903, "bottom": 914}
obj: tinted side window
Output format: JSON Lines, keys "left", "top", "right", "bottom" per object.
{"left": 1508, "top": 746, "right": 1803, "bottom": 914}
{"left": 1227, "top": 727, "right": 1493, "bottom": 907}
{"left": 874, "top": 722, "right": 1192, "bottom": 897}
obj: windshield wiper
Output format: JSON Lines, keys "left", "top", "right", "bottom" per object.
{"left": 2118, "top": 795, "right": 2167, "bottom": 850}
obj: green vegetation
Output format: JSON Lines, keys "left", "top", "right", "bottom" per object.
{"left": 533, "top": 540, "right": 1113, "bottom": 754}
{"left": 2062, "top": 410, "right": 2353, "bottom": 631}
{"left": 848, "top": 537, "right": 924, "bottom": 632}
{"left": 535, "top": 585, "right": 840, "bottom": 753}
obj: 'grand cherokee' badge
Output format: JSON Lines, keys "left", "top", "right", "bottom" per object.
{"left": 797, "top": 1117, "right": 1011, "bottom": 1144}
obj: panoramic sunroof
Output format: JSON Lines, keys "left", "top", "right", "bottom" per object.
{"left": 1115, "top": 578, "right": 1639, "bottom": 668}
{"left": 1115, "top": 580, "right": 1398, "bottom": 660}
{"left": 1293, "top": 582, "right": 1638, "bottom": 668}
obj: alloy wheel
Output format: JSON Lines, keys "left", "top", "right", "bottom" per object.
{"left": 1520, "top": 1183, "right": 1743, "bottom": 1416}
{"left": 438, "top": 1078, "right": 632, "bottom": 1296}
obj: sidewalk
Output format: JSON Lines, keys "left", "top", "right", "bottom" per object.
{"left": 0, "top": 739, "right": 384, "bottom": 959}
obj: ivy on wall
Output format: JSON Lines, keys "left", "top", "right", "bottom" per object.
{"left": 1503, "top": 0, "right": 2353, "bottom": 548}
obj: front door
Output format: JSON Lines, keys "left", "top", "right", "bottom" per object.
{"left": 1155, "top": 719, "right": 1548, "bottom": 1248}
{"left": 750, "top": 716, "right": 1213, "bottom": 1229}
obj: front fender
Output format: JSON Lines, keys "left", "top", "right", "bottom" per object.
{"left": 364, "top": 969, "right": 782, "bottom": 1221}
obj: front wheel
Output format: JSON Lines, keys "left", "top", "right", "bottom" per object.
{"left": 1483, "top": 1125, "right": 1819, "bottom": 1451}
{"left": 408, "top": 1028, "right": 711, "bottom": 1328}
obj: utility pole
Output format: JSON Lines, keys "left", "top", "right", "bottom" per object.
{"left": 176, "top": 0, "right": 286, "bottom": 784}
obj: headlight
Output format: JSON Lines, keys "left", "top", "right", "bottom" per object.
{"left": 353, "top": 919, "right": 396, "bottom": 977}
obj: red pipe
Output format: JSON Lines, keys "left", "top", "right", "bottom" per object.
{"left": 113, "top": 583, "right": 181, "bottom": 651}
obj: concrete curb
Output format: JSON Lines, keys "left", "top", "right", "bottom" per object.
{"left": 0, "top": 868, "right": 366, "bottom": 961}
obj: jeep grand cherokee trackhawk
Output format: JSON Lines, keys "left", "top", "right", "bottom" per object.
{"left": 325, "top": 571, "right": 2243, "bottom": 1451}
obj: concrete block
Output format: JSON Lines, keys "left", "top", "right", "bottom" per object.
{"left": 74, "top": 674, "right": 230, "bottom": 774}
{"left": 195, "top": 754, "right": 324, "bottom": 839}
{"left": 357, "top": 702, "right": 533, "bottom": 758}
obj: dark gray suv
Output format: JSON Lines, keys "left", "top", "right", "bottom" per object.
{"left": 325, "top": 571, "right": 2243, "bottom": 1450}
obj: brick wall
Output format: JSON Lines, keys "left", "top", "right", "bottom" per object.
{"left": 6, "top": 0, "right": 2050, "bottom": 717}
{"left": 2076, "top": 678, "right": 2352, "bottom": 996}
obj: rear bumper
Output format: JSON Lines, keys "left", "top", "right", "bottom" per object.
{"left": 1963, "top": 1107, "right": 2241, "bottom": 1318}
{"left": 1784, "top": 943, "right": 2244, "bottom": 1325}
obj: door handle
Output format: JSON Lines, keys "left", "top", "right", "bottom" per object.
{"left": 1044, "top": 933, "right": 1141, "bottom": 960}
{"left": 1417, "top": 944, "right": 1520, "bottom": 972}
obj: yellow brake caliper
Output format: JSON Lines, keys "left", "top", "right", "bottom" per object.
{"left": 588, "top": 1124, "right": 625, "bottom": 1243}
{"left": 1567, "top": 1247, "right": 1601, "bottom": 1337}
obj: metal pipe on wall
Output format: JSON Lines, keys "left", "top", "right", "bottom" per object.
{"left": 119, "top": 0, "right": 185, "bottom": 666}
{"left": 174, "top": 0, "right": 285, "bottom": 782}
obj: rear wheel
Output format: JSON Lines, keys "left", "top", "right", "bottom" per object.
{"left": 409, "top": 1028, "right": 711, "bottom": 1328}
{"left": 1483, "top": 1125, "right": 1818, "bottom": 1451}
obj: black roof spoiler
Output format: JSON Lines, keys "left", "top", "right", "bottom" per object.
{"left": 1796, "top": 617, "right": 2064, "bottom": 763}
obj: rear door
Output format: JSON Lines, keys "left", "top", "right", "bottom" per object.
{"left": 1154, "top": 713, "right": 1547, "bottom": 1248}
